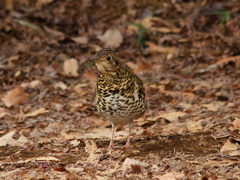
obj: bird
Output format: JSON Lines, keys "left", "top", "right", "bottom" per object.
{"left": 89, "top": 48, "right": 147, "bottom": 148}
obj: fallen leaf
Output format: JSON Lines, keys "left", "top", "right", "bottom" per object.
{"left": 216, "top": 55, "right": 240, "bottom": 69}
{"left": 146, "top": 41, "right": 178, "bottom": 55}
{"left": 20, "top": 80, "right": 42, "bottom": 88}
{"left": 161, "top": 122, "right": 188, "bottom": 135}
{"left": 158, "top": 112, "right": 186, "bottom": 122}
{"left": 123, "top": 158, "right": 149, "bottom": 167}
{"left": 30, "top": 128, "right": 44, "bottom": 138}
{"left": 25, "top": 156, "right": 59, "bottom": 162}
{"left": 71, "top": 36, "right": 88, "bottom": 44}
{"left": 63, "top": 58, "right": 79, "bottom": 77}
{"left": 201, "top": 104, "right": 219, "bottom": 112}
{"left": 35, "top": 0, "right": 55, "bottom": 9}
{"left": 97, "top": 29, "right": 123, "bottom": 49}
{"left": 0, "top": 130, "right": 28, "bottom": 146}
{"left": 0, "top": 107, "right": 7, "bottom": 118}
{"left": 5, "top": 0, "right": 14, "bottom": 10}
{"left": 85, "top": 140, "right": 100, "bottom": 165}
{"left": 153, "top": 173, "right": 185, "bottom": 180}
{"left": 159, "top": 90, "right": 197, "bottom": 102}
{"left": 141, "top": 17, "right": 161, "bottom": 29}
{"left": 126, "top": 62, "right": 148, "bottom": 73}
{"left": 229, "top": 118, "right": 240, "bottom": 131}
{"left": 69, "top": 140, "right": 80, "bottom": 147}
{"left": 53, "top": 82, "right": 68, "bottom": 90}
{"left": 44, "top": 122, "right": 74, "bottom": 133}
{"left": 83, "top": 69, "right": 98, "bottom": 81}
{"left": 220, "top": 140, "right": 237, "bottom": 153}
{"left": 151, "top": 27, "right": 181, "bottom": 33}
{"left": 1, "top": 86, "right": 28, "bottom": 107}
{"left": 24, "top": 108, "right": 49, "bottom": 118}
{"left": 61, "top": 130, "right": 75, "bottom": 140}
{"left": 122, "top": 158, "right": 149, "bottom": 176}
{"left": 203, "top": 159, "right": 240, "bottom": 167}
{"left": 187, "top": 120, "right": 203, "bottom": 132}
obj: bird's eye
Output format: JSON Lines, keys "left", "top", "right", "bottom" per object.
{"left": 106, "top": 56, "right": 111, "bottom": 61}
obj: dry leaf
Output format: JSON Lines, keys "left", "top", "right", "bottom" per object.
{"left": 30, "top": 128, "right": 44, "bottom": 138}
{"left": 85, "top": 140, "right": 100, "bottom": 165}
{"left": 70, "top": 140, "right": 80, "bottom": 147}
{"left": 84, "top": 69, "right": 98, "bottom": 81}
{"left": 161, "top": 122, "right": 188, "bottom": 135}
{"left": 0, "top": 130, "right": 28, "bottom": 146}
{"left": 1, "top": 86, "right": 28, "bottom": 107}
{"left": 203, "top": 159, "right": 240, "bottom": 167}
{"left": 123, "top": 158, "right": 149, "bottom": 167}
{"left": 0, "top": 107, "right": 7, "bottom": 118}
{"left": 63, "top": 58, "right": 79, "bottom": 77}
{"left": 5, "top": 0, "right": 14, "bottom": 10}
{"left": 146, "top": 41, "right": 178, "bottom": 54}
{"left": 141, "top": 17, "right": 161, "bottom": 29}
{"left": 159, "top": 90, "right": 197, "bottom": 102}
{"left": 35, "top": 0, "right": 55, "bottom": 9}
{"left": 229, "top": 118, "right": 240, "bottom": 131}
{"left": 158, "top": 112, "right": 186, "bottom": 122}
{"left": 187, "top": 120, "right": 203, "bottom": 132}
{"left": 61, "top": 130, "right": 75, "bottom": 140}
{"left": 220, "top": 140, "right": 237, "bottom": 153}
{"left": 25, "top": 156, "right": 59, "bottom": 162}
{"left": 151, "top": 27, "right": 181, "bottom": 33}
{"left": 24, "top": 108, "right": 49, "bottom": 118}
{"left": 122, "top": 158, "right": 149, "bottom": 176}
{"left": 154, "top": 173, "right": 185, "bottom": 180}
{"left": 216, "top": 55, "right": 240, "bottom": 69}
{"left": 71, "top": 36, "right": 88, "bottom": 44}
{"left": 21, "top": 80, "right": 42, "bottom": 88}
{"left": 97, "top": 29, "right": 123, "bottom": 49}
{"left": 201, "top": 104, "right": 219, "bottom": 112}
{"left": 53, "top": 82, "right": 68, "bottom": 90}
{"left": 126, "top": 62, "right": 148, "bottom": 73}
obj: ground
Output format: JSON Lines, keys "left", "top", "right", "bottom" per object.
{"left": 0, "top": 0, "right": 240, "bottom": 179}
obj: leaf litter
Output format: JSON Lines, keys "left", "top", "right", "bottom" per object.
{"left": 0, "top": 0, "right": 240, "bottom": 179}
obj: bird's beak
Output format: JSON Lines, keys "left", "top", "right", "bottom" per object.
{"left": 89, "top": 57, "right": 103, "bottom": 63}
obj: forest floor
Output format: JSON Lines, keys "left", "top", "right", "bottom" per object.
{"left": 0, "top": 0, "right": 240, "bottom": 179}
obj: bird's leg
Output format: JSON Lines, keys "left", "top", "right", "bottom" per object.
{"left": 125, "top": 122, "right": 132, "bottom": 148}
{"left": 108, "top": 123, "right": 116, "bottom": 148}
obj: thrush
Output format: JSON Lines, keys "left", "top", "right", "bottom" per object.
{"left": 89, "top": 48, "right": 147, "bottom": 148}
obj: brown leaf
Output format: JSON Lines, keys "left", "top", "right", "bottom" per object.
{"left": 54, "top": 167, "right": 69, "bottom": 173}
{"left": 229, "top": 118, "right": 240, "bottom": 131}
{"left": 151, "top": 27, "right": 181, "bottom": 33}
{"left": 159, "top": 90, "right": 197, "bottom": 102}
{"left": 158, "top": 112, "right": 186, "bottom": 122}
{"left": 35, "top": 0, "right": 55, "bottom": 9}
{"left": 187, "top": 120, "right": 203, "bottom": 132}
{"left": 63, "top": 58, "right": 79, "bottom": 77}
{"left": 71, "top": 36, "right": 88, "bottom": 44}
{"left": 0, "top": 107, "right": 7, "bottom": 118}
{"left": 97, "top": 29, "right": 123, "bottom": 49}
{"left": 141, "top": 17, "right": 161, "bottom": 29}
{"left": 24, "top": 108, "right": 49, "bottom": 118}
{"left": 5, "top": 0, "right": 14, "bottom": 10}
{"left": 220, "top": 140, "right": 237, "bottom": 153}
{"left": 201, "top": 104, "right": 219, "bottom": 112}
{"left": 126, "top": 62, "right": 148, "bottom": 74}
{"left": 146, "top": 41, "right": 178, "bottom": 54}
{"left": 2, "top": 87, "right": 28, "bottom": 107}
{"left": 0, "top": 130, "right": 28, "bottom": 146}
{"left": 216, "top": 55, "right": 240, "bottom": 69}
{"left": 84, "top": 69, "right": 98, "bottom": 81}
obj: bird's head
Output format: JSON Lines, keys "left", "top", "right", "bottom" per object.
{"left": 89, "top": 48, "right": 121, "bottom": 74}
